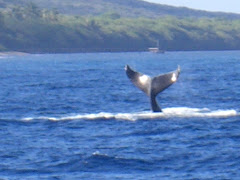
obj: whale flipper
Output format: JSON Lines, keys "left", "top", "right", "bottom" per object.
{"left": 125, "top": 65, "right": 180, "bottom": 112}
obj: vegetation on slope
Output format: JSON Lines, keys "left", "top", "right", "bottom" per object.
{"left": 1, "top": 0, "right": 240, "bottom": 19}
{"left": 1, "top": 3, "right": 240, "bottom": 52}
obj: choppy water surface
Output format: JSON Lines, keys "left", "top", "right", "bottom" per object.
{"left": 0, "top": 51, "right": 239, "bottom": 179}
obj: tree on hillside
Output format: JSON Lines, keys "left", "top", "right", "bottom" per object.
{"left": 9, "top": 3, "right": 42, "bottom": 20}
{"left": 24, "top": 2, "right": 41, "bottom": 18}
{"left": 42, "top": 9, "right": 59, "bottom": 22}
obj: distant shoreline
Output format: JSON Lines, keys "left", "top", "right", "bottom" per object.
{"left": 1, "top": 49, "right": 240, "bottom": 56}
{"left": 0, "top": 51, "right": 30, "bottom": 56}
{"left": 0, "top": 48, "right": 149, "bottom": 56}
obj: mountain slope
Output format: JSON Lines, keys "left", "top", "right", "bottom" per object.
{"left": 1, "top": 0, "right": 240, "bottom": 19}
{"left": 1, "top": 0, "right": 240, "bottom": 52}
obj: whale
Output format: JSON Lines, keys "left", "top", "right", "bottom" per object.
{"left": 125, "top": 65, "right": 180, "bottom": 112}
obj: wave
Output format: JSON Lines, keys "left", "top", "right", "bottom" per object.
{"left": 22, "top": 107, "right": 240, "bottom": 121}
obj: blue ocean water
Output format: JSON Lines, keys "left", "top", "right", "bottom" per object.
{"left": 0, "top": 51, "right": 239, "bottom": 179}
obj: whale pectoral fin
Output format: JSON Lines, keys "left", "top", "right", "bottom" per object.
{"left": 151, "top": 66, "right": 180, "bottom": 96}
{"left": 125, "top": 65, "right": 151, "bottom": 96}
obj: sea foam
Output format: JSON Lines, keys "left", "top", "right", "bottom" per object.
{"left": 22, "top": 107, "right": 239, "bottom": 121}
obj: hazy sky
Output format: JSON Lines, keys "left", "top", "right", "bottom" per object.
{"left": 144, "top": 0, "right": 240, "bottom": 14}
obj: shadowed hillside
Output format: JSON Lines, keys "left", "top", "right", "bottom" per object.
{"left": 1, "top": 0, "right": 240, "bottom": 19}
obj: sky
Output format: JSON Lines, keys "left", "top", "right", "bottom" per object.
{"left": 144, "top": 0, "right": 240, "bottom": 14}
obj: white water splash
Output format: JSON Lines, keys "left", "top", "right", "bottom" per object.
{"left": 22, "top": 107, "right": 239, "bottom": 121}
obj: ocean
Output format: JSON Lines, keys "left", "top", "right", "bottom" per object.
{"left": 0, "top": 51, "right": 239, "bottom": 179}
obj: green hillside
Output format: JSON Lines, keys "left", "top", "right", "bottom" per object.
{"left": 0, "top": 2, "right": 240, "bottom": 52}
{"left": 1, "top": 0, "right": 240, "bottom": 19}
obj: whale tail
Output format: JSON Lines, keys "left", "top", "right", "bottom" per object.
{"left": 125, "top": 65, "right": 180, "bottom": 112}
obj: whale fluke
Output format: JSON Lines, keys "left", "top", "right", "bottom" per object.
{"left": 125, "top": 65, "right": 180, "bottom": 112}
